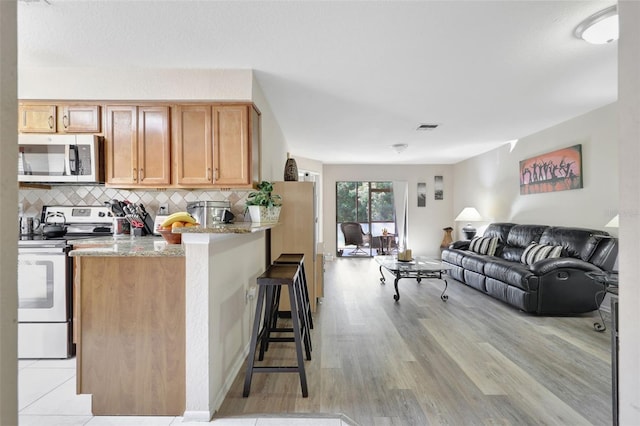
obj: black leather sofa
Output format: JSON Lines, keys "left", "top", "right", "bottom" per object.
{"left": 441, "top": 223, "right": 618, "bottom": 314}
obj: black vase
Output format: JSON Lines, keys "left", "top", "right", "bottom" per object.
{"left": 284, "top": 152, "right": 299, "bottom": 181}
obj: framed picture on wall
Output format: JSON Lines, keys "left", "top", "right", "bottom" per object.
{"left": 417, "top": 182, "right": 426, "bottom": 207}
{"left": 519, "top": 144, "right": 583, "bottom": 195}
{"left": 434, "top": 176, "right": 444, "bottom": 200}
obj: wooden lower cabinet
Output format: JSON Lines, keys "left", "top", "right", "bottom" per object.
{"left": 75, "top": 256, "right": 185, "bottom": 416}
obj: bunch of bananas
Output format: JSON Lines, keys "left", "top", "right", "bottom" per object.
{"left": 160, "top": 212, "right": 198, "bottom": 229}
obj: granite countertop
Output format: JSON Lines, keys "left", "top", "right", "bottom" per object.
{"left": 173, "top": 222, "right": 278, "bottom": 234}
{"left": 69, "top": 236, "right": 184, "bottom": 257}
{"left": 69, "top": 223, "right": 277, "bottom": 257}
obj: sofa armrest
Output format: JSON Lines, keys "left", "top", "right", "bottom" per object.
{"left": 529, "top": 257, "right": 603, "bottom": 275}
{"left": 450, "top": 240, "right": 470, "bottom": 250}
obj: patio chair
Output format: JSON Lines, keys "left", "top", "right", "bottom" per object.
{"left": 340, "top": 222, "right": 371, "bottom": 256}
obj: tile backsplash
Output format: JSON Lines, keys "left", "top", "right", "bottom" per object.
{"left": 19, "top": 185, "right": 252, "bottom": 222}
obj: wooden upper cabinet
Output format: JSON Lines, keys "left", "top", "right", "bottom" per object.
{"left": 137, "top": 106, "right": 171, "bottom": 186}
{"left": 19, "top": 104, "right": 57, "bottom": 132}
{"left": 173, "top": 105, "right": 213, "bottom": 186}
{"left": 59, "top": 105, "right": 101, "bottom": 133}
{"left": 19, "top": 103, "right": 101, "bottom": 133}
{"left": 174, "top": 104, "right": 258, "bottom": 188}
{"left": 105, "top": 105, "right": 171, "bottom": 187}
{"left": 105, "top": 105, "right": 138, "bottom": 185}
{"left": 213, "top": 105, "right": 252, "bottom": 187}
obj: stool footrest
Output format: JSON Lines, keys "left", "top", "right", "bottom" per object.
{"left": 250, "top": 366, "right": 303, "bottom": 373}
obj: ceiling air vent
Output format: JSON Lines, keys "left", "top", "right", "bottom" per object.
{"left": 416, "top": 123, "right": 439, "bottom": 131}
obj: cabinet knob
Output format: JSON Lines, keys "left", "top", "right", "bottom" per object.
{"left": 62, "top": 115, "right": 69, "bottom": 129}
{"left": 48, "top": 116, "right": 54, "bottom": 129}
{"left": 139, "top": 168, "right": 144, "bottom": 181}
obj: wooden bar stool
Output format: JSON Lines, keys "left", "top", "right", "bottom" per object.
{"left": 243, "top": 264, "right": 309, "bottom": 398}
{"left": 273, "top": 253, "right": 314, "bottom": 330}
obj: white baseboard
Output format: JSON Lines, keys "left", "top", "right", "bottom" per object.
{"left": 181, "top": 410, "right": 213, "bottom": 422}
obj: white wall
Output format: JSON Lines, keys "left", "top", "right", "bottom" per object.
{"left": 618, "top": 1, "right": 640, "bottom": 423}
{"left": 251, "top": 75, "right": 288, "bottom": 181}
{"left": 453, "top": 103, "right": 618, "bottom": 238}
{"left": 18, "top": 68, "right": 253, "bottom": 101}
{"left": 323, "top": 164, "right": 453, "bottom": 258}
{"left": 0, "top": 1, "right": 18, "bottom": 424}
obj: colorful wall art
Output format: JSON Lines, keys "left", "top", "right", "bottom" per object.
{"left": 519, "top": 144, "right": 583, "bottom": 195}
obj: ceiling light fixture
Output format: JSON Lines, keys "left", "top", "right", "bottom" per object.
{"left": 574, "top": 5, "right": 618, "bottom": 45}
{"left": 391, "top": 144, "right": 408, "bottom": 154}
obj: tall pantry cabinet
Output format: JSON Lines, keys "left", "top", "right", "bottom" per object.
{"left": 271, "top": 181, "right": 322, "bottom": 312}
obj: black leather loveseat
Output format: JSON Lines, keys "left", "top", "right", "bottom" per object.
{"left": 441, "top": 223, "right": 618, "bottom": 314}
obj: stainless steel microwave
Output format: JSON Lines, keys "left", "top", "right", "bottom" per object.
{"left": 18, "top": 134, "right": 104, "bottom": 183}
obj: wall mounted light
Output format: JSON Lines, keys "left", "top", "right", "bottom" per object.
{"left": 574, "top": 5, "right": 618, "bottom": 45}
{"left": 455, "top": 207, "right": 482, "bottom": 239}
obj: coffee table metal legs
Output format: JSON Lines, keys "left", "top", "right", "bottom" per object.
{"left": 379, "top": 266, "right": 448, "bottom": 302}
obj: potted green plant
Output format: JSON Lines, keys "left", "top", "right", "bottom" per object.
{"left": 245, "top": 181, "right": 283, "bottom": 223}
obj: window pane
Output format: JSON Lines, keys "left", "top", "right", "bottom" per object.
{"left": 336, "top": 181, "right": 357, "bottom": 222}
{"left": 371, "top": 190, "right": 394, "bottom": 221}
{"left": 357, "top": 182, "right": 369, "bottom": 222}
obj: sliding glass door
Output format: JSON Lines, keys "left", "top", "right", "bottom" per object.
{"left": 336, "top": 181, "right": 395, "bottom": 257}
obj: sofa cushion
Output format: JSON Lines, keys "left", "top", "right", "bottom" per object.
{"left": 469, "top": 236, "right": 499, "bottom": 256}
{"left": 500, "top": 224, "right": 549, "bottom": 262}
{"left": 521, "top": 242, "right": 563, "bottom": 265}
{"left": 483, "top": 258, "right": 537, "bottom": 291}
{"left": 483, "top": 223, "right": 517, "bottom": 242}
{"left": 539, "top": 226, "right": 609, "bottom": 262}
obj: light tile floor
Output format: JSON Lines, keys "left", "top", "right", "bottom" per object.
{"left": 18, "top": 358, "right": 355, "bottom": 426}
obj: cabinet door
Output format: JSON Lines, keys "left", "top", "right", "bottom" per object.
{"left": 19, "top": 104, "right": 56, "bottom": 133}
{"left": 173, "top": 105, "right": 213, "bottom": 186}
{"left": 105, "top": 105, "right": 138, "bottom": 185}
{"left": 60, "top": 105, "right": 101, "bottom": 133}
{"left": 213, "top": 105, "right": 251, "bottom": 187}
{"left": 137, "top": 106, "right": 171, "bottom": 186}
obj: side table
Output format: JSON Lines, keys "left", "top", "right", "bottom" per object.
{"left": 585, "top": 270, "right": 618, "bottom": 332}
{"left": 377, "top": 234, "right": 395, "bottom": 255}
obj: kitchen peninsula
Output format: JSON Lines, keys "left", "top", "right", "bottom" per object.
{"left": 70, "top": 223, "right": 275, "bottom": 419}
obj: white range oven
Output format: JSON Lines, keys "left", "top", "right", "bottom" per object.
{"left": 17, "top": 205, "right": 114, "bottom": 359}
{"left": 18, "top": 240, "right": 72, "bottom": 359}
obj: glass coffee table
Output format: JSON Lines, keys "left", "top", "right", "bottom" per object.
{"left": 375, "top": 255, "right": 450, "bottom": 302}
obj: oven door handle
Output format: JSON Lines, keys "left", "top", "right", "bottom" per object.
{"left": 18, "top": 247, "right": 67, "bottom": 254}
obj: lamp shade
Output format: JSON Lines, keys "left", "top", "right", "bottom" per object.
{"left": 455, "top": 207, "right": 482, "bottom": 222}
{"left": 605, "top": 214, "right": 619, "bottom": 228}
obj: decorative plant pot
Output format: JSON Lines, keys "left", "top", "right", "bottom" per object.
{"left": 247, "top": 205, "right": 282, "bottom": 224}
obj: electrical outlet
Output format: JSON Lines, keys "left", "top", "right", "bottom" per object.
{"left": 158, "top": 203, "right": 169, "bottom": 215}
{"left": 245, "top": 286, "right": 257, "bottom": 304}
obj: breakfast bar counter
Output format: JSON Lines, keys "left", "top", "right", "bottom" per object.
{"left": 69, "top": 223, "right": 276, "bottom": 419}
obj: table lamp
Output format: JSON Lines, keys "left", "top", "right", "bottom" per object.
{"left": 455, "top": 207, "right": 482, "bottom": 239}
{"left": 605, "top": 214, "right": 619, "bottom": 228}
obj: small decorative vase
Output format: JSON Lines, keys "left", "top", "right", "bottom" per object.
{"left": 284, "top": 152, "right": 299, "bottom": 181}
{"left": 440, "top": 227, "right": 453, "bottom": 250}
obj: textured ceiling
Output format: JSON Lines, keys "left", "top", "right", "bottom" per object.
{"left": 18, "top": 0, "right": 618, "bottom": 164}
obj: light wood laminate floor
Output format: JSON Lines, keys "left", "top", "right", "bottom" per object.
{"left": 216, "top": 257, "right": 612, "bottom": 425}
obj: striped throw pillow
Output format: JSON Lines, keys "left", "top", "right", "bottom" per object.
{"left": 521, "top": 242, "right": 563, "bottom": 265}
{"left": 469, "top": 236, "right": 499, "bottom": 256}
